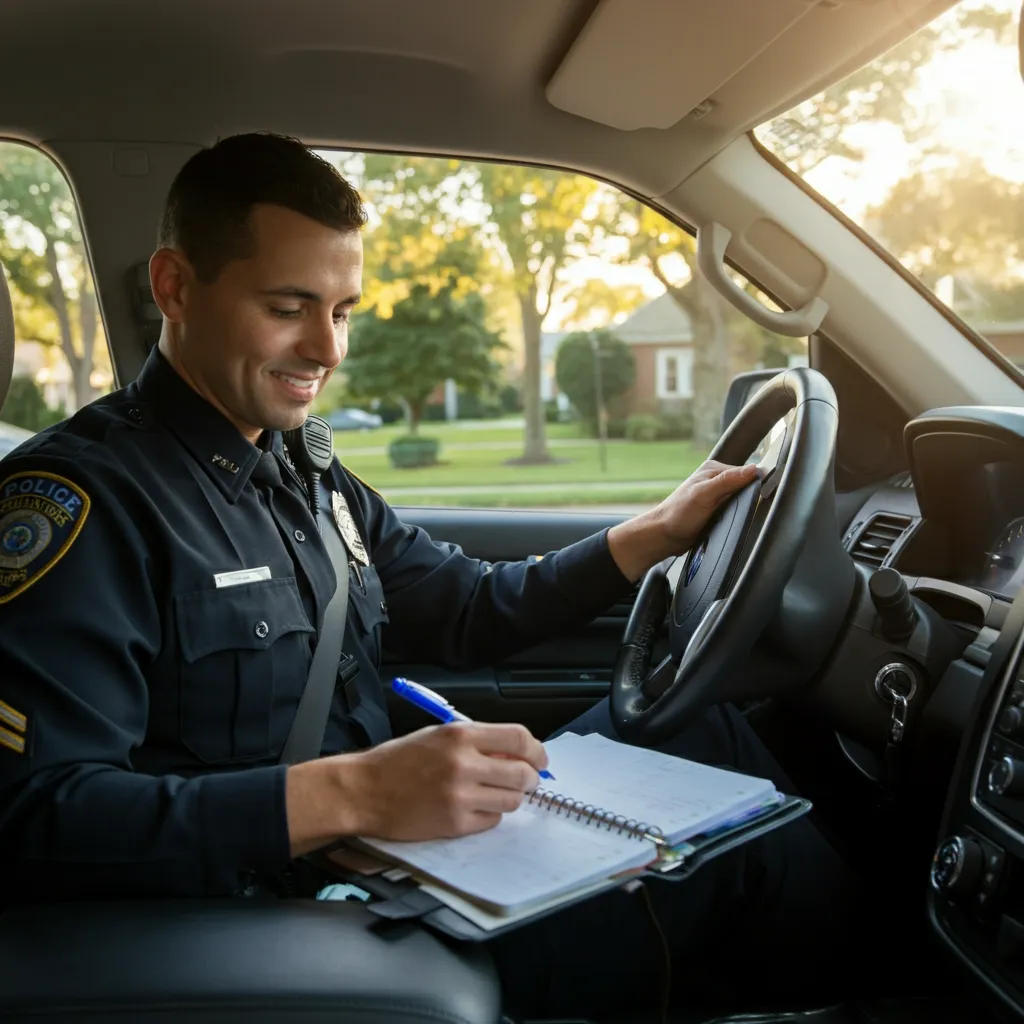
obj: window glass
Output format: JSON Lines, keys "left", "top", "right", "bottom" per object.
{"left": 317, "top": 150, "right": 802, "bottom": 512}
{"left": 755, "top": 0, "right": 1024, "bottom": 356}
{"left": 0, "top": 142, "right": 112, "bottom": 458}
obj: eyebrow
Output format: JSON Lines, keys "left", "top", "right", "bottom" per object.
{"left": 259, "top": 286, "right": 362, "bottom": 305}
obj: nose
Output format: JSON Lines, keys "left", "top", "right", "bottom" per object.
{"left": 300, "top": 312, "right": 346, "bottom": 371}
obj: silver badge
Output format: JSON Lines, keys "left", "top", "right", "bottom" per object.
{"left": 332, "top": 490, "right": 369, "bottom": 566}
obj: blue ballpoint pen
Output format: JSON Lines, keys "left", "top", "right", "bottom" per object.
{"left": 391, "top": 677, "right": 554, "bottom": 780}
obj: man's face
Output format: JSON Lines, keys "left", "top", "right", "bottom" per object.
{"left": 156, "top": 203, "right": 363, "bottom": 443}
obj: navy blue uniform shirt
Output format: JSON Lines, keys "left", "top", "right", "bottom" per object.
{"left": 0, "top": 348, "right": 632, "bottom": 899}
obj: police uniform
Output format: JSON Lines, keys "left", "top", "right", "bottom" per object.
{"left": 0, "top": 347, "right": 632, "bottom": 900}
{"left": 0, "top": 347, "right": 872, "bottom": 1017}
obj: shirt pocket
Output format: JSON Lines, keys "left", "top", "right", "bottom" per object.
{"left": 348, "top": 563, "right": 390, "bottom": 667}
{"left": 174, "top": 577, "right": 315, "bottom": 763}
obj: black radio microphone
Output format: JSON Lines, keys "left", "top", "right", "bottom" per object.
{"left": 283, "top": 414, "right": 334, "bottom": 521}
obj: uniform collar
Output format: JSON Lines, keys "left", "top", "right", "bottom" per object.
{"left": 136, "top": 346, "right": 263, "bottom": 502}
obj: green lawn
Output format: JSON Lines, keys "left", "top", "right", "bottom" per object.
{"left": 338, "top": 420, "right": 582, "bottom": 447}
{"left": 336, "top": 421, "right": 709, "bottom": 507}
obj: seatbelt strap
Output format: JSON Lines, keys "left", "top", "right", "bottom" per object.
{"left": 278, "top": 505, "right": 350, "bottom": 765}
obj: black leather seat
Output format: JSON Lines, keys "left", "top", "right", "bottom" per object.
{"left": 0, "top": 900, "right": 501, "bottom": 1023}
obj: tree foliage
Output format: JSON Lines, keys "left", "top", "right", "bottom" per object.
{"left": 0, "top": 143, "right": 106, "bottom": 412}
{"left": 555, "top": 329, "right": 635, "bottom": 429}
{"left": 344, "top": 281, "right": 505, "bottom": 434}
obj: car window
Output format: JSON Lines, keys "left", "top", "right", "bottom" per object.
{"left": 318, "top": 151, "right": 802, "bottom": 513}
{"left": 755, "top": 0, "right": 1023, "bottom": 358}
{"left": 0, "top": 141, "right": 112, "bottom": 456}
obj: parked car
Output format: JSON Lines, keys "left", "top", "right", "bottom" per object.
{"left": 0, "top": 420, "right": 33, "bottom": 458}
{"left": 323, "top": 408, "right": 383, "bottom": 431}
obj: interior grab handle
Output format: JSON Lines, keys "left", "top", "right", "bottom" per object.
{"left": 695, "top": 222, "right": 828, "bottom": 338}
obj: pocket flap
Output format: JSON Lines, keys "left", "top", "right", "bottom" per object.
{"left": 174, "top": 577, "right": 314, "bottom": 663}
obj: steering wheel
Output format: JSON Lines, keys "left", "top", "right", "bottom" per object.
{"left": 610, "top": 367, "right": 856, "bottom": 746}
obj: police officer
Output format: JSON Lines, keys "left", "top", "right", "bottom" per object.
{"left": 0, "top": 134, "right": 867, "bottom": 1019}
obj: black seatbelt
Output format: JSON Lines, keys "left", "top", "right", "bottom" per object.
{"left": 278, "top": 508, "right": 350, "bottom": 765}
{"left": 278, "top": 414, "right": 353, "bottom": 766}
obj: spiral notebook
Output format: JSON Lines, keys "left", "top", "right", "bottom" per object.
{"left": 355, "top": 731, "right": 788, "bottom": 921}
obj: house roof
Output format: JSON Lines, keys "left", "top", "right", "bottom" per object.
{"left": 615, "top": 292, "right": 693, "bottom": 345}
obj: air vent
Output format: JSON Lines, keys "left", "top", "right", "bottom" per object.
{"left": 849, "top": 512, "right": 912, "bottom": 568}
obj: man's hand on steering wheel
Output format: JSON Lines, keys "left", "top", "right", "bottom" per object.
{"left": 608, "top": 460, "right": 762, "bottom": 583}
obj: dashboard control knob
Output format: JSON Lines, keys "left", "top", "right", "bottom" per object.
{"left": 989, "top": 756, "right": 1024, "bottom": 798}
{"left": 869, "top": 568, "right": 917, "bottom": 641}
{"left": 999, "top": 706, "right": 1024, "bottom": 736}
{"left": 931, "top": 835, "right": 984, "bottom": 896}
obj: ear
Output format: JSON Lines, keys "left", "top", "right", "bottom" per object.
{"left": 149, "top": 248, "right": 194, "bottom": 324}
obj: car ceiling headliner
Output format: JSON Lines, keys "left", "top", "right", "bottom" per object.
{"left": 0, "top": 0, "right": 955, "bottom": 200}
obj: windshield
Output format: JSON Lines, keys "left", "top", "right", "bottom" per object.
{"left": 755, "top": 0, "right": 1024, "bottom": 361}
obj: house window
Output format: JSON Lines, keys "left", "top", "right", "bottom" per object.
{"left": 656, "top": 348, "right": 693, "bottom": 400}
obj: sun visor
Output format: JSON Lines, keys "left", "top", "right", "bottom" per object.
{"left": 546, "top": 0, "right": 815, "bottom": 131}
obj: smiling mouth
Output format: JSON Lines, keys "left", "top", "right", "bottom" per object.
{"left": 271, "top": 371, "right": 320, "bottom": 392}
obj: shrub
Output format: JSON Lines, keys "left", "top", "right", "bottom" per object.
{"left": 388, "top": 436, "right": 441, "bottom": 468}
{"left": 658, "top": 409, "right": 694, "bottom": 440}
{"left": 626, "top": 414, "right": 660, "bottom": 442}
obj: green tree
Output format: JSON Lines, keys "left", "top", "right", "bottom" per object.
{"left": 559, "top": 279, "right": 649, "bottom": 332}
{"left": 869, "top": 157, "right": 1024, "bottom": 293}
{"left": 759, "top": 3, "right": 1014, "bottom": 174}
{"left": 0, "top": 144, "right": 105, "bottom": 413}
{"left": 554, "top": 329, "right": 635, "bottom": 431}
{"left": 345, "top": 281, "right": 505, "bottom": 434}
{"left": 474, "top": 165, "right": 601, "bottom": 464}
{"left": 610, "top": 200, "right": 734, "bottom": 447}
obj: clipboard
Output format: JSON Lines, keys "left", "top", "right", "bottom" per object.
{"left": 309, "top": 794, "right": 811, "bottom": 943}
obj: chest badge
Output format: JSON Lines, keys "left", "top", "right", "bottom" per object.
{"left": 331, "top": 490, "right": 369, "bottom": 567}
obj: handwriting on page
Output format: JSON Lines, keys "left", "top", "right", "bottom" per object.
{"left": 541, "top": 732, "right": 776, "bottom": 842}
{"left": 365, "top": 802, "right": 651, "bottom": 911}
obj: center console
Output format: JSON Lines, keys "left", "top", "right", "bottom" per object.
{"left": 929, "top": 589, "right": 1024, "bottom": 1017}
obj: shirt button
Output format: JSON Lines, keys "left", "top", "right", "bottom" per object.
{"left": 294, "top": 529, "right": 306, "bottom": 543}
{"left": 127, "top": 406, "right": 143, "bottom": 423}
{"left": 254, "top": 620, "right": 269, "bottom": 639}
{"left": 380, "top": 600, "right": 387, "bottom": 614}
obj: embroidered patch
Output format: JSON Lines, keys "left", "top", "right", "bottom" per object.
{"left": 0, "top": 471, "right": 90, "bottom": 603}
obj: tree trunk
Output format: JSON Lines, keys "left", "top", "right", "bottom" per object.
{"left": 688, "top": 276, "right": 732, "bottom": 449}
{"left": 517, "top": 286, "right": 552, "bottom": 464}
{"left": 408, "top": 399, "right": 423, "bottom": 436}
{"left": 76, "top": 283, "right": 99, "bottom": 407}
{"left": 44, "top": 241, "right": 84, "bottom": 414}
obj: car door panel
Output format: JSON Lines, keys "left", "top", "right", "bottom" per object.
{"left": 383, "top": 507, "right": 666, "bottom": 738}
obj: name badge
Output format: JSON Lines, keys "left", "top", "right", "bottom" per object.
{"left": 214, "top": 566, "right": 272, "bottom": 588}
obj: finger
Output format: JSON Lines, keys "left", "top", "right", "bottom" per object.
{"left": 470, "top": 782, "right": 528, "bottom": 815}
{"left": 697, "top": 463, "right": 760, "bottom": 503}
{"left": 465, "top": 722, "right": 549, "bottom": 772}
{"left": 473, "top": 751, "right": 540, "bottom": 793}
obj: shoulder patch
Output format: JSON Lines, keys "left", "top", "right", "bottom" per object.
{"left": 0, "top": 471, "right": 91, "bottom": 604}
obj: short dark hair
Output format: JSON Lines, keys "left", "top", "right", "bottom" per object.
{"left": 158, "top": 132, "right": 367, "bottom": 282}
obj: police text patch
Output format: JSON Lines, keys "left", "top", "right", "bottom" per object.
{"left": 0, "top": 471, "right": 90, "bottom": 603}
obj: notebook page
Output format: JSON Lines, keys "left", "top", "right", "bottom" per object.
{"left": 542, "top": 732, "right": 778, "bottom": 843}
{"left": 360, "top": 797, "right": 653, "bottom": 913}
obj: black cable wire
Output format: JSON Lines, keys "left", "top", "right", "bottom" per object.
{"left": 639, "top": 881, "right": 672, "bottom": 1024}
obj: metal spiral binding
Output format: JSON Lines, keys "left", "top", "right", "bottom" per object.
{"left": 526, "top": 788, "right": 666, "bottom": 846}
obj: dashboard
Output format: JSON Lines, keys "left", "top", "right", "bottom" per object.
{"left": 832, "top": 405, "right": 1024, "bottom": 1019}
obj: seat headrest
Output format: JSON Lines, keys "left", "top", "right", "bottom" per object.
{"left": 0, "top": 263, "right": 14, "bottom": 411}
